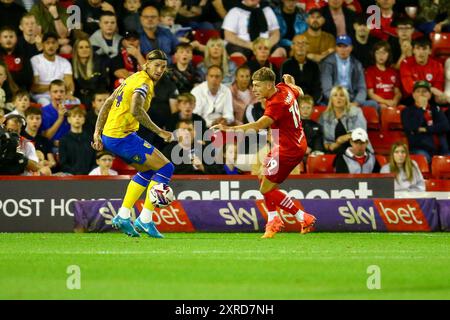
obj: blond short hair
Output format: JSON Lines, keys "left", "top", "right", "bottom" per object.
{"left": 252, "top": 67, "right": 275, "bottom": 83}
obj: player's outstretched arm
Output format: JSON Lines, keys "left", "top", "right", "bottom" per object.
{"left": 130, "top": 92, "right": 173, "bottom": 142}
{"left": 211, "top": 116, "right": 273, "bottom": 133}
{"left": 92, "top": 90, "right": 117, "bottom": 151}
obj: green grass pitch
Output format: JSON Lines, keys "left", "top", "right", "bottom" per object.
{"left": 0, "top": 232, "right": 449, "bottom": 299}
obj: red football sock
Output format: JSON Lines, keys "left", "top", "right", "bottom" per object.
{"left": 263, "top": 192, "right": 277, "bottom": 212}
{"left": 263, "top": 188, "right": 300, "bottom": 215}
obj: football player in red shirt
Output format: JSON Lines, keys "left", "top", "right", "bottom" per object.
{"left": 212, "top": 67, "right": 317, "bottom": 238}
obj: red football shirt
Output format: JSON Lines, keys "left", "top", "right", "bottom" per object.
{"left": 365, "top": 65, "right": 400, "bottom": 100}
{"left": 399, "top": 56, "right": 445, "bottom": 96}
{"left": 264, "top": 83, "right": 305, "bottom": 159}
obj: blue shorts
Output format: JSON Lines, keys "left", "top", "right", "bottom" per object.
{"left": 102, "top": 133, "right": 155, "bottom": 165}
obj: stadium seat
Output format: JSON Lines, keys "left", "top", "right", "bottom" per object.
{"left": 430, "top": 32, "right": 450, "bottom": 57}
{"left": 310, "top": 105, "right": 326, "bottom": 122}
{"left": 191, "top": 54, "right": 204, "bottom": 67}
{"left": 268, "top": 56, "right": 287, "bottom": 70}
{"left": 410, "top": 154, "right": 430, "bottom": 178}
{"left": 425, "top": 179, "right": 450, "bottom": 191}
{"left": 193, "top": 29, "right": 221, "bottom": 45}
{"left": 368, "top": 131, "right": 408, "bottom": 155}
{"left": 112, "top": 158, "right": 137, "bottom": 176}
{"left": 230, "top": 55, "right": 247, "bottom": 67}
{"left": 362, "top": 106, "right": 380, "bottom": 130}
{"left": 29, "top": 102, "right": 42, "bottom": 108}
{"left": 381, "top": 106, "right": 404, "bottom": 131}
{"left": 431, "top": 155, "right": 450, "bottom": 179}
{"left": 306, "top": 154, "right": 336, "bottom": 174}
{"left": 375, "top": 154, "right": 388, "bottom": 167}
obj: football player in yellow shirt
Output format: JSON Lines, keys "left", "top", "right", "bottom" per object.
{"left": 92, "top": 49, "right": 174, "bottom": 238}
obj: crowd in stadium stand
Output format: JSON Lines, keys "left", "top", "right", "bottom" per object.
{"left": 0, "top": 0, "right": 449, "bottom": 190}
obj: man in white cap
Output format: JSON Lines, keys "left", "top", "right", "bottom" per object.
{"left": 334, "top": 127, "right": 380, "bottom": 173}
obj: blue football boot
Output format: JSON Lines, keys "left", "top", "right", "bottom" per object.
{"left": 112, "top": 215, "right": 140, "bottom": 237}
{"left": 134, "top": 217, "right": 164, "bottom": 238}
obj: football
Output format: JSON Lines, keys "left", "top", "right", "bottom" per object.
{"left": 149, "top": 183, "right": 174, "bottom": 208}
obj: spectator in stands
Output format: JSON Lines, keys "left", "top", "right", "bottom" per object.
{"left": 351, "top": 16, "right": 378, "bottom": 68}
{"left": 303, "top": 8, "right": 335, "bottom": 64}
{"left": 191, "top": 65, "right": 235, "bottom": 128}
{"left": 3, "top": 113, "right": 51, "bottom": 175}
{"left": 273, "top": 0, "right": 308, "bottom": 51}
{"left": 139, "top": 5, "right": 179, "bottom": 57}
{"left": 416, "top": 0, "right": 450, "bottom": 34}
{"left": 110, "top": 30, "right": 145, "bottom": 86}
{"left": 280, "top": 34, "right": 322, "bottom": 103}
{"left": 321, "top": 0, "right": 357, "bottom": 39}
{"left": 122, "top": 0, "right": 142, "bottom": 33}
{"left": 30, "top": 32, "right": 74, "bottom": 106}
{"left": 210, "top": 0, "right": 241, "bottom": 19}
{"left": 299, "top": 95, "right": 325, "bottom": 155}
{"left": 167, "top": 43, "right": 203, "bottom": 94}
{"left": 334, "top": 127, "right": 380, "bottom": 173}
{"left": 6, "top": 90, "right": 30, "bottom": 117}
{"left": 39, "top": 79, "right": 70, "bottom": 145}
{"left": 365, "top": 41, "right": 402, "bottom": 110}
{"left": 319, "top": 85, "right": 367, "bottom": 154}
{"left": 165, "top": 92, "right": 207, "bottom": 133}
{"left": 89, "top": 11, "right": 122, "bottom": 60}
{"left": 370, "top": 0, "right": 398, "bottom": 41}
{"left": 401, "top": 80, "right": 450, "bottom": 162}
{"left": 89, "top": 150, "right": 118, "bottom": 175}
{"left": 320, "top": 35, "right": 369, "bottom": 108}
{"left": 222, "top": 0, "right": 284, "bottom": 60}
{"left": 17, "top": 14, "right": 43, "bottom": 59}
{"left": 74, "top": 0, "right": 116, "bottom": 35}
{"left": 158, "top": 6, "right": 185, "bottom": 41}
{"left": 400, "top": 37, "right": 447, "bottom": 104}
{"left": 446, "top": 57, "right": 450, "bottom": 101}
{"left": 0, "top": 1, "right": 27, "bottom": 33}
{"left": 0, "top": 26, "right": 33, "bottom": 90}
{"left": 246, "top": 37, "right": 280, "bottom": 83}
{"left": 218, "top": 142, "right": 244, "bottom": 175}
{"left": 388, "top": 17, "right": 414, "bottom": 69}
{"left": 197, "top": 37, "right": 237, "bottom": 86}
{"left": 22, "top": 106, "right": 57, "bottom": 173}
{"left": 380, "top": 141, "right": 425, "bottom": 192}
{"left": 230, "top": 65, "right": 258, "bottom": 125}
{"left": 59, "top": 106, "right": 96, "bottom": 174}
{"left": 84, "top": 89, "right": 110, "bottom": 135}
{"left": 72, "top": 38, "right": 110, "bottom": 106}
{"left": 0, "top": 61, "right": 19, "bottom": 105}
{"left": 177, "top": 0, "right": 215, "bottom": 31}
{"left": 30, "top": 0, "right": 70, "bottom": 54}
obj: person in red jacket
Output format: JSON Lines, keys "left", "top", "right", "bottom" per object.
{"left": 399, "top": 37, "right": 447, "bottom": 104}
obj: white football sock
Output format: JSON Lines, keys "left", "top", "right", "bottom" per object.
{"left": 139, "top": 208, "right": 153, "bottom": 223}
{"left": 118, "top": 207, "right": 131, "bottom": 219}
{"left": 267, "top": 211, "right": 278, "bottom": 222}
{"left": 295, "top": 209, "right": 305, "bottom": 222}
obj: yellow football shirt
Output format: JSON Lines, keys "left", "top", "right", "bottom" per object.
{"left": 103, "top": 71, "right": 154, "bottom": 138}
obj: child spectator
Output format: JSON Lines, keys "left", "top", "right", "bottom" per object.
{"left": 17, "top": 14, "right": 43, "bottom": 59}
{"left": 89, "top": 150, "right": 118, "bottom": 176}
{"left": 246, "top": 37, "right": 280, "bottom": 83}
{"left": 167, "top": 43, "right": 202, "bottom": 94}
{"left": 388, "top": 17, "right": 414, "bottom": 70}
{"left": 84, "top": 89, "right": 110, "bottom": 135}
{"left": 165, "top": 92, "right": 207, "bottom": 133}
{"left": 298, "top": 95, "right": 324, "bottom": 156}
{"left": 122, "top": 0, "right": 142, "bottom": 33}
{"left": 365, "top": 41, "right": 402, "bottom": 110}
{"left": 220, "top": 142, "right": 243, "bottom": 175}
{"left": 6, "top": 90, "right": 30, "bottom": 117}
{"left": 380, "top": 142, "right": 425, "bottom": 192}
{"left": 59, "top": 106, "right": 96, "bottom": 175}
{"left": 159, "top": 6, "right": 186, "bottom": 42}
{"left": 230, "top": 65, "right": 257, "bottom": 125}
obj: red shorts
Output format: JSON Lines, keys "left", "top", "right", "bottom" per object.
{"left": 262, "top": 136, "right": 307, "bottom": 184}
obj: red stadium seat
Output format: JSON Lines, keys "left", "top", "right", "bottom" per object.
{"left": 310, "top": 105, "right": 326, "bottom": 122}
{"left": 430, "top": 32, "right": 450, "bottom": 57}
{"left": 375, "top": 154, "right": 388, "bottom": 167}
{"left": 193, "top": 29, "right": 221, "bottom": 45}
{"left": 306, "top": 154, "right": 336, "bottom": 174}
{"left": 268, "top": 56, "right": 287, "bottom": 70}
{"left": 29, "top": 102, "right": 42, "bottom": 108}
{"left": 368, "top": 131, "right": 408, "bottom": 155}
{"left": 381, "top": 106, "right": 405, "bottom": 131}
{"left": 191, "top": 54, "right": 204, "bottom": 67}
{"left": 425, "top": 179, "right": 450, "bottom": 191}
{"left": 230, "top": 55, "right": 247, "bottom": 67}
{"left": 362, "top": 106, "right": 380, "bottom": 130}
{"left": 410, "top": 154, "right": 430, "bottom": 178}
{"left": 431, "top": 155, "right": 450, "bottom": 179}
{"left": 112, "top": 158, "right": 137, "bottom": 176}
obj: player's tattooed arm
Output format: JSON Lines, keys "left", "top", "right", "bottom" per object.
{"left": 94, "top": 91, "right": 116, "bottom": 133}
{"left": 131, "top": 92, "right": 173, "bottom": 142}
